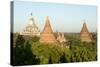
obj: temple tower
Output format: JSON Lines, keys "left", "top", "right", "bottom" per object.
{"left": 80, "top": 22, "right": 92, "bottom": 42}
{"left": 56, "top": 32, "right": 66, "bottom": 43}
{"left": 40, "top": 16, "right": 57, "bottom": 43}
{"left": 21, "top": 13, "right": 40, "bottom": 36}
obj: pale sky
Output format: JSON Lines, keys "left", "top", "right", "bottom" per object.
{"left": 13, "top": 1, "right": 97, "bottom": 33}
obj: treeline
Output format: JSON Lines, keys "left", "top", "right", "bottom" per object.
{"left": 12, "top": 32, "right": 97, "bottom": 66}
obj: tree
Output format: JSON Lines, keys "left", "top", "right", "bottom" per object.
{"left": 15, "top": 35, "right": 25, "bottom": 47}
{"left": 32, "top": 36, "right": 40, "bottom": 42}
{"left": 13, "top": 35, "right": 40, "bottom": 65}
{"left": 60, "top": 52, "right": 67, "bottom": 63}
{"left": 48, "top": 56, "right": 52, "bottom": 64}
{"left": 12, "top": 33, "right": 97, "bottom": 65}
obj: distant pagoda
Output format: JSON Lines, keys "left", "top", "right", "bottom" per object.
{"left": 40, "top": 16, "right": 57, "bottom": 43}
{"left": 56, "top": 32, "right": 66, "bottom": 43}
{"left": 80, "top": 21, "right": 92, "bottom": 42}
{"left": 21, "top": 13, "right": 40, "bottom": 36}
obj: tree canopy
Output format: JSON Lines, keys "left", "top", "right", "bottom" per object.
{"left": 12, "top": 33, "right": 97, "bottom": 65}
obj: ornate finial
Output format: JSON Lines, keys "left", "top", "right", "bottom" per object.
{"left": 83, "top": 19, "right": 86, "bottom": 23}
{"left": 56, "top": 30, "right": 58, "bottom": 33}
{"left": 46, "top": 16, "right": 49, "bottom": 20}
{"left": 31, "top": 12, "right": 32, "bottom": 16}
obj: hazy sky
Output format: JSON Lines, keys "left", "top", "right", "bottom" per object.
{"left": 13, "top": 1, "right": 97, "bottom": 33}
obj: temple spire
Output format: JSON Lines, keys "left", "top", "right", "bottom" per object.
{"left": 31, "top": 12, "right": 32, "bottom": 16}
{"left": 80, "top": 21, "right": 92, "bottom": 42}
{"left": 40, "top": 16, "right": 57, "bottom": 43}
{"left": 42, "top": 16, "right": 53, "bottom": 33}
{"left": 81, "top": 21, "right": 89, "bottom": 33}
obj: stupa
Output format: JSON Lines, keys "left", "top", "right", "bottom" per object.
{"left": 80, "top": 22, "right": 92, "bottom": 42}
{"left": 56, "top": 32, "right": 66, "bottom": 43}
{"left": 21, "top": 13, "right": 40, "bottom": 36}
{"left": 40, "top": 16, "right": 57, "bottom": 43}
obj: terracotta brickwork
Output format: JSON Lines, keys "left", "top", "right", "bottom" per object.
{"left": 80, "top": 22, "right": 92, "bottom": 42}
{"left": 40, "top": 16, "right": 57, "bottom": 43}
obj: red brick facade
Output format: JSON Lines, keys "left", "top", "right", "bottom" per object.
{"left": 40, "top": 16, "right": 57, "bottom": 43}
{"left": 80, "top": 22, "right": 92, "bottom": 42}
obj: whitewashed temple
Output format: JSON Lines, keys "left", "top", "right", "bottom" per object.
{"left": 20, "top": 13, "right": 40, "bottom": 36}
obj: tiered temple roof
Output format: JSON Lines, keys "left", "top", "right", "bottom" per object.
{"left": 20, "top": 14, "right": 40, "bottom": 36}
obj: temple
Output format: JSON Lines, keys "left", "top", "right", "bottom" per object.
{"left": 80, "top": 22, "right": 92, "bottom": 42}
{"left": 40, "top": 16, "right": 57, "bottom": 43}
{"left": 20, "top": 13, "right": 40, "bottom": 36}
{"left": 56, "top": 32, "right": 66, "bottom": 43}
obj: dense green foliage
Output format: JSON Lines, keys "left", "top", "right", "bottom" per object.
{"left": 12, "top": 33, "right": 97, "bottom": 65}
{"left": 13, "top": 35, "right": 40, "bottom": 65}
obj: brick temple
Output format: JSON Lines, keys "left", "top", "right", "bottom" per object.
{"left": 80, "top": 22, "right": 92, "bottom": 42}
{"left": 40, "top": 16, "right": 57, "bottom": 43}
